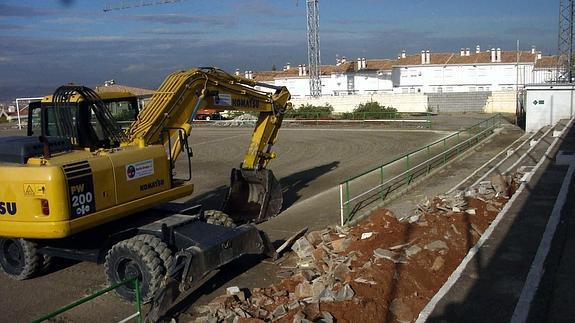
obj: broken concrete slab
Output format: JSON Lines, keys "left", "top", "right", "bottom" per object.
{"left": 292, "top": 236, "right": 316, "bottom": 260}
{"left": 331, "top": 238, "right": 352, "bottom": 253}
{"left": 272, "top": 304, "right": 287, "bottom": 319}
{"left": 405, "top": 244, "right": 422, "bottom": 257}
{"left": 424, "top": 240, "right": 448, "bottom": 252}
{"left": 335, "top": 284, "right": 355, "bottom": 301}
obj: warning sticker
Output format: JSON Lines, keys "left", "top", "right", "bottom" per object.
{"left": 126, "top": 160, "right": 154, "bottom": 181}
{"left": 214, "top": 93, "right": 232, "bottom": 106}
{"left": 24, "top": 184, "right": 35, "bottom": 196}
{"left": 34, "top": 184, "right": 46, "bottom": 196}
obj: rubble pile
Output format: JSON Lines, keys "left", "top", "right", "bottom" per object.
{"left": 190, "top": 173, "right": 523, "bottom": 323}
{"left": 217, "top": 114, "right": 257, "bottom": 127}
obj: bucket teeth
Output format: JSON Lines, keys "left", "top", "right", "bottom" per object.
{"left": 222, "top": 168, "right": 283, "bottom": 223}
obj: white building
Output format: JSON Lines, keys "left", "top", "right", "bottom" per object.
{"left": 247, "top": 45, "right": 557, "bottom": 97}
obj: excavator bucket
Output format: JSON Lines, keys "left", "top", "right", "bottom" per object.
{"left": 223, "top": 168, "right": 283, "bottom": 223}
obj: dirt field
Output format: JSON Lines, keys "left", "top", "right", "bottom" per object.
{"left": 0, "top": 126, "right": 449, "bottom": 322}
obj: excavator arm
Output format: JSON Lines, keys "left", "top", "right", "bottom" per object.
{"left": 127, "top": 68, "right": 291, "bottom": 222}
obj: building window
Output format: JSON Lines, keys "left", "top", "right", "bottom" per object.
{"left": 478, "top": 87, "right": 484, "bottom": 92}
{"left": 409, "top": 87, "right": 416, "bottom": 93}
{"left": 402, "top": 88, "right": 408, "bottom": 94}
{"left": 485, "top": 86, "right": 490, "bottom": 91}
{"left": 469, "top": 87, "right": 476, "bottom": 92}
{"left": 437, "top": 87, "right": 443, "bottom": 93}
{"left": 446, "top": 87, "right": 453, "bottom": 92}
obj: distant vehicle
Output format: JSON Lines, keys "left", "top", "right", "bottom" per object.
{"left": 195, "top": 108, "right": 222, "bottom": 121}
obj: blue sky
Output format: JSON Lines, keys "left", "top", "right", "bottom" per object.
{"left": 0, "top": 0, "right": 558, "bottom": 99}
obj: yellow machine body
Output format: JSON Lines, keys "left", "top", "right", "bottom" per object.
{"left": 0, "top": 145, "right": 193, "bottom": 239}
{"left": 0, "top": 68, "right": 291, "bottom": 239}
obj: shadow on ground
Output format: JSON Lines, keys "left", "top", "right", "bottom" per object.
{"left": 183, "top": 161, "right": 340, "bottom": 212}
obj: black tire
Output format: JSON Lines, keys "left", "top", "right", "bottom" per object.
{"left": 105, "top": 238, "right": 164, "bottom": 303}
{"left": 203, "top": 210, "right": 236, "bottom": 228}
{"left": 0, "top": 238, "right": 40, "bottom": 280}
{"left": 133, "top": 234, "right": 174, "bottom": 275}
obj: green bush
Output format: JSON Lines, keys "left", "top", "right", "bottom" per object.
{"left": 287, "top": 103, "right": 334, "bottom": 119}
{"left": 343, "top": 101, "right": 397, "bottom": 119}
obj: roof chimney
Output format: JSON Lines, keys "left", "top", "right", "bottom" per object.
{"left": 303, "top": 64, "right": 307, "bottom": 76}
{"left": 249, "top": 71, "right": 253, "bottom": 79}
{"left": 426, "top": 50, "right": 431, "bottom": 64}
{"left": 401, "top": 50, "right": 406, "bottom": 59}
{"left": 286, "top": 63, "right": 291, "bottom": 70}
{"left": 244, "top": 70, "right": 249, "bottom": 78}
{"left": 357, "top": 57, "right": 362, "bottom": 70}
{"left": 298, "top": 64, "right": 303, "bottom": 76}
{"left": 476, "top": 45, "right": 481, "bottom": 54}
{"left": 531, "top": 46, "right": 536, "bottom": 54}
{"left": 496, "top": 48, "right": 501, "bottom": 62}
{"left": 537, "top": 51, "right": 542, "bottom": 60}
{"left": 460, "top": 48, "right": 465, "bottom": 57}
{"left": 235, "top": 69, "right": 240, "bottom": 76}
{"left": 362, "top": 57, "right": 367, "bottom": 69}
{"left": 341, "top": 56, "right": 347, "bottom": 63}
{"left": 491, "top": 48, "right": 496, "bottom": 63}
{"left": 336, "top": 56, "right": 341, "bottom": 66}
{"left": 466, "top": 48, "right": 470, "bottom": 56}
{"left": 421, "top": 50, "right": 426, "bottom": 64}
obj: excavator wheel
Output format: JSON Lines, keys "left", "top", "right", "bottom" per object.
{"left": 0, "top": 238, "right": 41, "bottom": 280}
{"left": 203, "top": 210, "right": 236, "bottom": 228}
{"left": 105, "top": 238, "right": 164, "bottom": 303}
{"left": 223, "top": 168, "right": 283, "bottom": 223}
{"left": 133, "top": 234, "right": 174, "bottom": 276}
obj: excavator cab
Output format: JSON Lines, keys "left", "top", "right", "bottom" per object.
{"left": 27, "top": 86, "right": 136, "bottom": 151}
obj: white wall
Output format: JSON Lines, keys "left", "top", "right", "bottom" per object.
{"left": 290, "top": 93, "right": 428, "bottom": 113}
{"left": 525, "top": 84, "right": 575, "bottom": 132}
{"left": 393, "top": 63, "right": 534, "bottom": 94}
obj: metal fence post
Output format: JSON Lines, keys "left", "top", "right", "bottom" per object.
{"left": 380, "top": 167, "right": 385, "bottom": 201}
{"left": 134, "top": 279, "right": 142, "bottom": 323}
{"left": 443, "top": 138, "right": 447, "bottom": 164}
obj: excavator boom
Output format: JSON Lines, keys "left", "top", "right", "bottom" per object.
{"left": 128, "top": 67, "right": 291, "bottom": 222}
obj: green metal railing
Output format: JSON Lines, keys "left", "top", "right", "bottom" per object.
{"left": 283, "top": 111, "right": 433, "bottom": 128}
{"left": 339, "top": 114, "right": 503, "bottom": 225}
{"left": 33, "top": 277, "right": 142, "bottom": 323}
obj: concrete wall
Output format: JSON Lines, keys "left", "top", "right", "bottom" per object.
{"left": 427, "top": 92, "right": 491, "bottom": 113}
{"left": 484, "top": 91, "right": 517, "bottom": 113}
{"left": 290, "top": 93, "right": 428, "bottom": 113}
{"left": 525, "top": 84, "right": 575, "bottom": 132}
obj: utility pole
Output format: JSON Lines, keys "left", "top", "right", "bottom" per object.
{"left": 306, "top": 0, "right": 322, "bottom": 97}
{"left": 558, "top": 0, "right": 574, "bottom": 82}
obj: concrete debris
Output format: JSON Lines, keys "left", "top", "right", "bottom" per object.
{"left": 335, "top": 284, "right": 355, "bottom": 301}
{"left": 292, "top": 237, "right": 315, "bottom": 260}
{"left": 189, "top": 170, "right": 525, "bottom": 323}
{"left": 373, "top": 248, "right": 406, "bottom": 263}
{"left": 431, "top": 256, "right": 445, "bottom": 272}
{"left": 331, "top": 238, "right": 352, "bottom": 253}
{"left": 490, "top": 174, "right": 509, "bottom": 196}
{"left": 272, "top": 304, "right": 287, "bottom": 319}
{"left": 361, "top": 232, "right": 374, "bottom": 240}
{"left": 424, "top": 240, "right": 448, "bottom": 252}
{"left": 354, "top": 277, "right": 377, "bottom": 285}
{"left": 405, "top": 244, "right": 422, "bottom": 257}
{"left": 277, "top": 227, "right": 309, "bottom": 258}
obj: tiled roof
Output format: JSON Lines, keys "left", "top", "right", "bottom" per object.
{"left": 251, "top": 50, "right": 557, "bottom": 80}
{"left": 94, "top": 84, "right": 155, "bottom": 97}
{"left": 534, "top": 55, "right": 560, "bottom": 69}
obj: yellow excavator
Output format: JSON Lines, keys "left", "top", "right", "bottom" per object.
{"left": 0, "top": 68, "right": 291, "bottom": 319}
